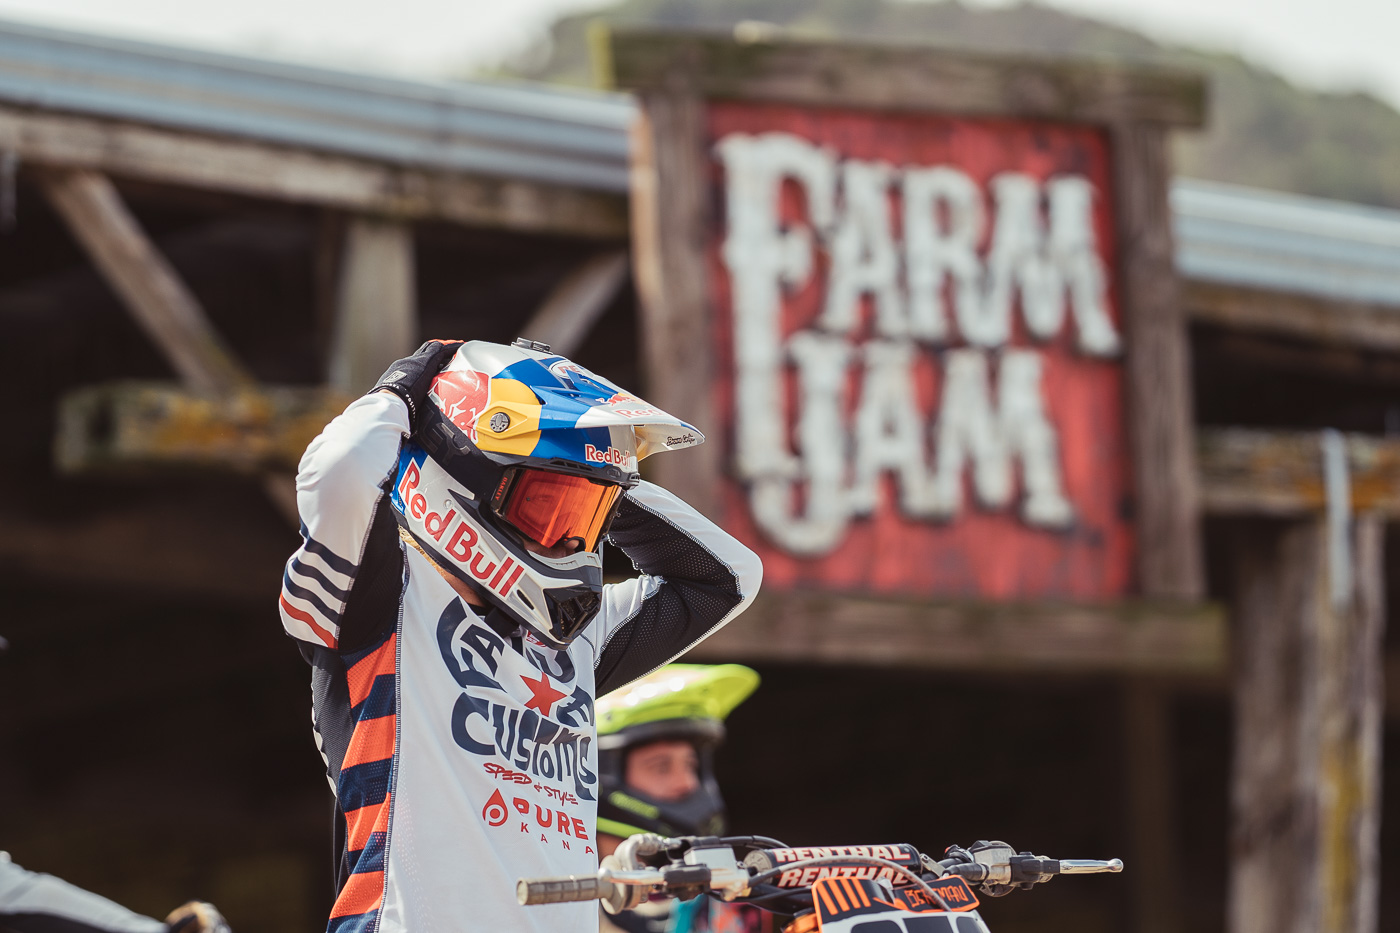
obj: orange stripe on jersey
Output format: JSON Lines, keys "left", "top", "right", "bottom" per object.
{"left": 330, "top": 870, "right": 385, "bottom": 918}
{"left": 346, "top": 633, "right": 397, "bottom": 707}
{"left": 279, "top": 594, "right": 336, "bottom": 647}
{"left": 343, "top": 715, "right": 396, "bottom": 770}
{"left": 344, "top": 793, "right": 392, "bottom": 854}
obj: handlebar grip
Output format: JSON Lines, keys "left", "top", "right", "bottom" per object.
{"left": 942, "top": 863, "right": 990, "bottom": 882}
{"left": 516, "top": 875, "right": 605, "bottom": 906}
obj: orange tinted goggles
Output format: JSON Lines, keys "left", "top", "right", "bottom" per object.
{"left": 494, "top": 468, "right": 622, "bottom": 552}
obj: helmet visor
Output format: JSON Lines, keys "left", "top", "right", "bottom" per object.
{"left": 495, "top": 467, "right": 622, "bottom": 551}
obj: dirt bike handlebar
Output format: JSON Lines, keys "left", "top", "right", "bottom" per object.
{"left": 939, "top": 857, "right": 1123, "bottom": 885}
{"left": 517, "top": 836, "right": 1122, "bottom": 911}
{"left": 516, "top": 874, "right": 607, "bottom": 906}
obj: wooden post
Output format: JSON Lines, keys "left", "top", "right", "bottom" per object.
{"left": 1113, "top": 124, "right": 1204, "bottom": 601}
{"left": 1227, "top": 514, "right": 1384, "bottom": 933}
{"left": 327, "top": 217, "right": 417, "bottom": 395}
{"left": 626, "top": 88, "right": 721, "bottom": 516}
{"left": 38, "top": 168, "right": 253, "bottom": 393}
{"left": 1112, "top": 123, "right": 1201, "bottom": 933}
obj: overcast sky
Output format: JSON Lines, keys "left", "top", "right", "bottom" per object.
{"left": 1, "top": 0, "right": 1397, "bottom": 109}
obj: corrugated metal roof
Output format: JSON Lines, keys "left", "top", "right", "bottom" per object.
{"left": 1172, "top": 179, "right": 1400, "bottom": 307}
{"left": 0, "top": 16, "right": 1397, "bottom": 309}
{"left": 0, "top": 17, "right": 635, "bottom": 192}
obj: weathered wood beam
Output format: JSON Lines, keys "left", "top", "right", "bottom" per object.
{"left": 38, "top": 168, "right": 253, "bottom": 393}
{"left": 1196, "top": 329, "right": 1400, "bottom": 386}
{"left": 602, "top": 30, "right": 1206, "bottom": 126}
{"left": 1186, "top": 280, "right": 1400, "bottom": 351}
{"left": 1198, "top": 428, "right": 1400, "bottom": 517}
{"left": 54, "top": 382, "right": 350, "bottom": 475}
{"left": 1115, "top": 122, "right": 1204, "bottom": 600}
{"left": 685, "top": 591, "right": 1225, "bottom": 675}
{"left": 328, "top": 217, "right": 417, "bottom": 395}
{"left": 520, "top": 250, "right": 629, "bottom": 357}
{"left": 1226, "top": 514, "right": 1384, "bottom": 933}
{"left": 625, "top": 92, "right": 722, "bottom": 518}
{"left": 0, "top": 496, "right": 294, "bottom": 603}
{"left": 2, "top": 105, "right": 627, "bottom": 239}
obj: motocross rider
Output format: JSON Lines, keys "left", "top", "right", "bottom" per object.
{"left": 277, "top": 339, "right": 763, "bottom": 933}
{"left": 595, "top": 664, "right": 774, "bottom": 933}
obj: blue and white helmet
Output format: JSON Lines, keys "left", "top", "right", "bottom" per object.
{"left": 390, "top": 339, "right": 703, "bottom": 649}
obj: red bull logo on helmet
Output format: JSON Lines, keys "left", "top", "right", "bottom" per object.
{"left": 584, "top": 444, "right": 629, "bottom": 466}
{"left": 430, "top": 367, "right": 491, "bottom": 442}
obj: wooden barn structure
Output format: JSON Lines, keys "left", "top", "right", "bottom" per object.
{"left": 1, "top": 18, "right": 1399, "bottom": 933}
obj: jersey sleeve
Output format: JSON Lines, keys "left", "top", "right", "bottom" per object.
{"left": 592, "top": 481, "right": 763, "bottom": 695}
{"left": 0, "top": 854, "right": 166, "bottom": 933}
{"left": 278, "top": 392, "right": 409, "bottom": 651}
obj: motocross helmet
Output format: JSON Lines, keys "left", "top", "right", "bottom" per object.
{"left": 390, "top": 339, "right": 703, "bottom": 650}
{"left": 595, "top": 664, "right": 760, "bottom": 840}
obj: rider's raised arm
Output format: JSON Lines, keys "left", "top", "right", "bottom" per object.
{"left": 592, "top": 481, "right": 763, "bottom": 695}
{"left": 277, "top": 391, "right": 408, "bottom": 653}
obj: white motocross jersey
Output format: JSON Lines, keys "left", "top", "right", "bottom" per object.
{"left": 277, "top": 393, "right": 762, "bottom": 933}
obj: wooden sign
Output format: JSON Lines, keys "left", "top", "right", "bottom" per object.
{"left": 608, "top": 32, "right": 1207, "bottom": 602}
{"left": 710, "top": 102, "right": 1129, "bottom": 600}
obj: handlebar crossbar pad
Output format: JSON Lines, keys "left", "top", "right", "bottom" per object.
{"left": 516, "top": 875, "right": 603, "bottom": 906}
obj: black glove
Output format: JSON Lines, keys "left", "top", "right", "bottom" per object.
{"left": 372, "top": 339, "right": 464, "bottom": 433}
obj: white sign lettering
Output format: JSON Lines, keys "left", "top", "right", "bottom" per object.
{"left": 718, "top": 131, "right": 1117, "bottom": 557}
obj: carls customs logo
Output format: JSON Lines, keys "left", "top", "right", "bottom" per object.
{"left": 435, "top": 600, "right": 599, "bottom": 852}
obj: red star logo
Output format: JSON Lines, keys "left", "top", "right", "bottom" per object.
{"left": 521, "top": 671, "right": 568, "bottom": 718}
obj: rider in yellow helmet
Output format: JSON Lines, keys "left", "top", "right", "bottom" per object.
{"left": 595, "top": 664, "right": 773, "bottom": 933}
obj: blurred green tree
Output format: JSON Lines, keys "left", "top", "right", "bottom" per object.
{"left": 492, "top": 0, "right": 1400, "bottom": 209}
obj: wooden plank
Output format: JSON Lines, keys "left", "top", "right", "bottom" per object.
{"left": 38, "top": 168, "right": 253, "bottom": 393}
{"left": 327, "top": 217, "right": 417, "bottom": 395}
{"left": 520, "top": 250, "right": 629, "bottom": 357}
{"left": 1195, "top": 329, "right": 1400, "bottom": 387}
{"left": 1198, "top": 428, "right": 1400, "bottom": 517}
{"left": 628, "top": 92, "right": 722, "bottom": 518}
{"left": 54, "top": 381, "right": 351, "bottom": 474}
{"left": 1226, "top": 515, "right": 1384, "bottom": 933}
{"left": 1337, "top": 514, "right": 1384, "bottom": 933}
{"left": 0, "top": 496, "right": 294, "bottom": 603}
{"left": 1113, "top": 123, "right": 1204, "bottom": 599}
{"left": 686, "top": 591, "right": 1225, "bottom": 675}
{"left": 603, "top": 30, "right": 1206, "bottom": 126}
{"left": 0, "top": 105, "right": 628, "bottom": 239}
{"left": 1186, "top": 280, "right": 1400, "bottom": 351}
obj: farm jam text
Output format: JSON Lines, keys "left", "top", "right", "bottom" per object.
{"left": 718, "top": 131, "right": 1122, "bottom": 557}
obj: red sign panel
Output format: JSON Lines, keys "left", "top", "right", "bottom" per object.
{"left": 708, "top": 101, "right": 1134, "bottom": 601}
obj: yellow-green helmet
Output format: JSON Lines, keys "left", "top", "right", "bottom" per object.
{"left": 595, "top": 664, "right": 759, "bottom": 840}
